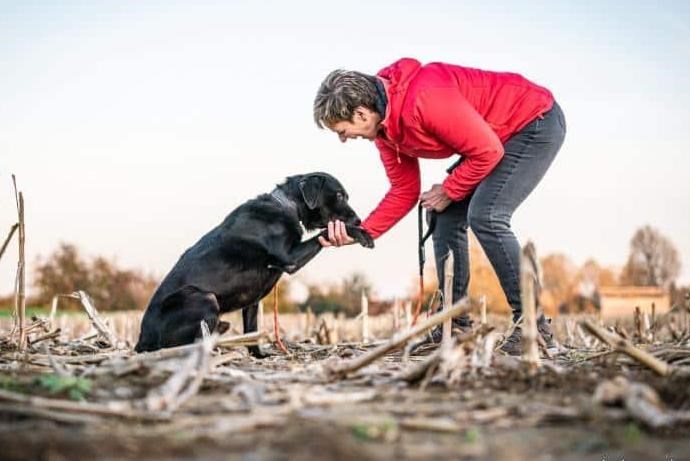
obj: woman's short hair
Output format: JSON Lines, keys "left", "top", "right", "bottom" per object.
{"left": 313, "top": 70, "right": 379, "bottom": 129}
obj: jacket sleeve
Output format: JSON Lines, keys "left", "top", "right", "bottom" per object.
{"left": 361, "top": 139, "right": 420, "bottom": 239}
{"left": 417, "top": 88, "right": 504, "bottom": 201}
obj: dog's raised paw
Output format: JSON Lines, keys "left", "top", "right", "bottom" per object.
{"left": 352, "top": 228, "right": 374, "bottom": 249}
{"left": 361, "top": 235, "right": 375, "bottom": 249}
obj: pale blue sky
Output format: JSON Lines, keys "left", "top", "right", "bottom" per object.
{"left": 1, "top": 1, "right": 689, "bottom": 300}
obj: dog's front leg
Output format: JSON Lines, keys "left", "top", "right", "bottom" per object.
{"left": 266, "top": 237, "right": 323, "bottom": 274}
{"left": 280, "top": 236, "right": 323, "bottom": 274}
{"left": 243, "top": 303, "right": 269, "bottom": 358}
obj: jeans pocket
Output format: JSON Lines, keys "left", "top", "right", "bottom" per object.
{"left": 534, "top": 117, "right": 542, "bottom": 131}
{"left": 555, "top": 103, "right": 567, "bottom": 133}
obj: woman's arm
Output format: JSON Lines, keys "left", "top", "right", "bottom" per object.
{"left": 360, "top": 139, "right": 421, "bottom": 239}
{"left": 418, "top": 88, "right": 504, "bottom": 201}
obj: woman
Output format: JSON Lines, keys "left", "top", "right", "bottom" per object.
{"left": 313, "top": 58, "right": 566, "bottom": 354}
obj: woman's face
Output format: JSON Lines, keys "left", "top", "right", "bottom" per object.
{"left": 328, "top": 106, "right": 381, "bottom": 143}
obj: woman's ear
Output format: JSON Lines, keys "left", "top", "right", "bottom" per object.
{"left": 354, "top": 106, "right": 368, "bottom": 121}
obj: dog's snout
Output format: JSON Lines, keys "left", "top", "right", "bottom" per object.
{"left": 342, "top": 209, "right": 361, "bottom": 227}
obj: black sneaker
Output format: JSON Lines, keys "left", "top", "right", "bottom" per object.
{"left": 500, "top": 316, "right": 556, "bottom": 356}
{"left": 421, "top": 315, "right": 474, "bottom": 346}
{"left": 537, "top": 315, "right": 556, "bottom": 349}
{"left": 499, "top": 326, "right": 523, "bottom": 355}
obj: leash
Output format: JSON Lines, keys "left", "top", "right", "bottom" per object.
{"left": 411, "top": 202, "right": 436, "bottom": 325}
{"left": 272, "top": 284, "right": 289, "bottom": 354}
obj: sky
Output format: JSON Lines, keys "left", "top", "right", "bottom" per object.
{"left": 1, "top": 0, "right": 689, "bottom": 302}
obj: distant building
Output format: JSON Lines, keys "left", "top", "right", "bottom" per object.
{"left": 598, "top": 286, "right": 670, "bottom": 319}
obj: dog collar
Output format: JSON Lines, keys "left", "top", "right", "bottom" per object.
{"left": 270, "top": 188, "right": 299, "bottom": 218}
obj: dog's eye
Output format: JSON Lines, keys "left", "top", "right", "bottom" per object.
{"left": 336, "top": 192, "right": 344, "bottom": 201}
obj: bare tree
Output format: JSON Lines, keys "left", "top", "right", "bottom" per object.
{"left": 302, "top": 272, "right": 374, "bottom": 316}
{"left": 34, "top": 243, "right": 158, "bottom": 310}
{"left": 341, "top": 272, "right": 373, "bottom": 315}
{"left": 541, "top": 253, "right": 577, "bottom": 308}
{"left": 620, "top": 225, "right": 681, "bottom": 288}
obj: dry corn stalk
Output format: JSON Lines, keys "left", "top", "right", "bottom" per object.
{"left": 521, "top": 242, "right": 540, "bottom": 368}
{"left": 12, "top": 175, "right": 27, "bottom": 351}
{"left": 581, "top": 320, "right": 670, "bottom": 376}
{"left": 327, "top": 300, "right": 471, "bottom": 379}
{"left": 361, "top": 290, "right": 369, "bottom": 343}
{"left": 442, "top": 251, "right": 454, "bottom": 349}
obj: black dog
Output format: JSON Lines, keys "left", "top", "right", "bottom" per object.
{"left": 135, "top": 172, "right": 373, "bottom": 356}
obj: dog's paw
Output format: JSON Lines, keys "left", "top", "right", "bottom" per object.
{"left": 348, "top": 226, "right": 375, "bottom": 249}
{"left": 248, "top": 345, "right": 270, "bottom": 359}
{"left": 217, "top": 321, "right": 231, "bottom": 335}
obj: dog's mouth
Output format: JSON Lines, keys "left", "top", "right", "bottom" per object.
{"left": 326, "top": 214, "right": 361, "bottom": 227}
{"left": 314, "top": 215, "right": 362, "bottom": 229}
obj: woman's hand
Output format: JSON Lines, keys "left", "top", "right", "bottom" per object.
{"left": 420, "top": 184, "right": 452, "bottom": 212}
{"left": 318, "top": 220, "right": 356, "bottom": 247}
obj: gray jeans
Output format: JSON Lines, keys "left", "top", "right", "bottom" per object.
{"left": 432, "top": 102, "right": 566, "bottom": 322}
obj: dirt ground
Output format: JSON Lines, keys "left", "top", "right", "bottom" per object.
{"left": 5, "top": 417, "right": 689, "bottom": 461}
{"left": 1, "top": 343, "right": 689, "bottom": 460}
{"left": 1, "top": 308, "right": 689, "bottom": 461}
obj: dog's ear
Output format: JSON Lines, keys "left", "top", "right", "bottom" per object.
{"left": 298, "top": 176, "right": 325, "bottom": 210}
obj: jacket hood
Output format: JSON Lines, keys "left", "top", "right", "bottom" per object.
{"left": 377, "top": 58, "right": 422, "bottom": 144}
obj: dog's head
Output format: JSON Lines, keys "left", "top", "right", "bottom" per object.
{"left": 288, "top": 172, "right": 361, "bottom": 230}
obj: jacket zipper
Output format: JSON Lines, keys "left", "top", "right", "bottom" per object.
{"left": 382, "top": 130, "right": 402, "bottom": 164}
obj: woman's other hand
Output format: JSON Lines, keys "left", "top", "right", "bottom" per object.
{"left": 420, "top": 184, "right": 452, "bottom": 212}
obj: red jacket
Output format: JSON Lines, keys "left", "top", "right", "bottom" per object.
{"left": 360, "top": 58, "right": 554, "bottom": 239}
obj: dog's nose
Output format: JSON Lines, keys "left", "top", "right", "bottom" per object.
{"left": 352, "top": 218, "right": 361, "bottom": 226}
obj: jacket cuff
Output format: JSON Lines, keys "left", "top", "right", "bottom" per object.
{"left": 441, "top": 178, "right": 464, "bottom": 202}
{"left": 360, "top": 222, "right": 381, "bottom": 240}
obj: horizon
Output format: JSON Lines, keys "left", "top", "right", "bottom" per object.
{"left": 2, "top": 1, "right": 689, "bottom": 300}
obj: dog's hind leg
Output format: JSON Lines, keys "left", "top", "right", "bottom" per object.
{"left": 158, "top": 286, "right": 222, "bottom": 349}
{"left": 242, "top": 303, "right": 269, "bottom": 358}
{"left": 135, "top": 305, "right": 163, "bottom": 352}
